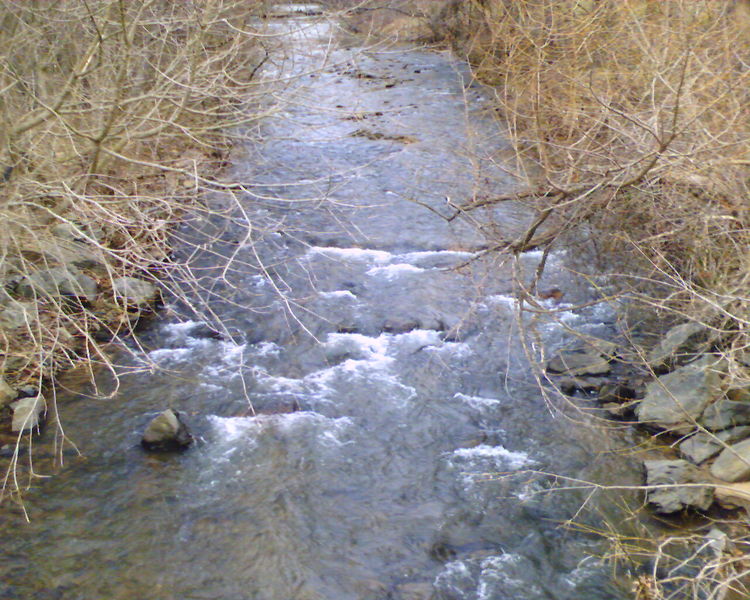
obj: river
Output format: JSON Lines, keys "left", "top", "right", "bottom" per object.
{"left": 1, "top": 7, "right": 640, "bottom": 600}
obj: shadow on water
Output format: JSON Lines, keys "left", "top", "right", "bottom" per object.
{"left": 0, "top": 7, "right": 642, "bottom": 600}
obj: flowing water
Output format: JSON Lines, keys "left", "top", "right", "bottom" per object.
{"left": 1, "top": 9, "right": 641, "bottom": 600}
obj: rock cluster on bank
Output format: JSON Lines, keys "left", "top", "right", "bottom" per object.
{"left": 547, "top": 322, "right": 750, "bottom": 514}
{"left": 0, "top": 221, "right": 162, "bottom": 441}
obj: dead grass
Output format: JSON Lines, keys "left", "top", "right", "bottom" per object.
{"left": 443, "top": 0, "right": 750, "bottom": 323}
{"left": 437, "top": 0, "right": 750, "bottom": 596}
{"left": 0, "top": 0, "right": 273, "bottom": 510}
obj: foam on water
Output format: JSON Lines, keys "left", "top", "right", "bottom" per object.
{"left": 388, "top": 329, "right": 442, "bottom": 354}
{"left": 147, "top": 347, "right": 193, "bottom": 364}
{"left": 209, "top": 411, "right": 353, "bottom": 441}
{"left": 162, "top": 320, "right": 204, "bottom": 336}
{"left": 318, "top": 290, "right": 358, "bottom": 300}
{"left": 454, "top": 392, "right": 503, "bottom": 411}
{"left": 324, "top": 332, "right": 390, "bottom": 362}
{"left": 252, "top": 341, "right": 282, "bottom": 356}
{"left": 451, "top": 444, "right": 532, "bottom": 471}
{"left": 366, "top": 263, "right": 425, "bottom": 279}
{"left": 306, "top": 246, "right": 392, "bottom": 263}
{"left": 476, "top": 554, "right": 544, "bottom": 599}
{"left": 434, "top": 560, "right": 473, "bottom": 598}
{"left": 435, "top": 554, "right": 545, "bottom": 600}
{"left": 399, "top": 250, "right": 476, "bottom": 262}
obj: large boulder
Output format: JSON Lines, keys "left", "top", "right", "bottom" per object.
{"left": 11, "top": 395, "right": 46, "bottom": 432}
{"left": 679, "top": 426, "right": 750, "bottom": 464}
{"left": 710, "top": 438, "right": 750, "bottom": 482}
{"left": 644, "top": 459, "right": 714, "bottom": 513}
{"left": 635, "top": 356, "right": 723, "bottom": 433}
{"left": 647, "top": 321, "right": 706, "bottom": 371}
{"left": 141, "top": 409, "right": 193, "bottom": 451}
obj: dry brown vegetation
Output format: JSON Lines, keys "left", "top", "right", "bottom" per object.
{"left": 435, "top": 0, "right": 750, "bottom": 596}
{"left": 443, "top": 0, "right": 750, "bottom": 332}
{"left": 0, "top": 0, "right": 273, "bottom": 507}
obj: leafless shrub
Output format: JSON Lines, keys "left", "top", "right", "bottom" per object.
{"left": 440, "top": 0, "right": 750, "bottom": 595}
{"left": 0, "top": 0, "right": 274, "bottom": 509}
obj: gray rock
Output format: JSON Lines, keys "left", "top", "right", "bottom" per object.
{"left": 635, "top": 356, "right": 723, "bottom": 433}
{"left": 382, "top": 318, "right": 420, "bottom": 334}
{"left": 648, "top": 321, "right": 706, "bottom": 370}
{"left": 52, "top": 222, "right": 104, "bottom": 243}
{"left": 39, "top": 239, "right": 107, "bottom": 274}
{"left": 15, "top": 385, "right": 38, "bottom": 398}
{"left": 546, "top": 342, "right": 614, "bottom": 377}
{"left": 0, "top": 300, "right": 37, "bottom": 329}
{"left": 559, "top": 377, "right": 600, "bottom": 394}
{"left": 703, "top": 527, "right": 729, "bottom": 559}
{"left": 710, "top": 438, "right": 750, "bottom": 482}
{"left": 112, "top": 277, "right": 158, "bottom": 305}
{"left": 700, "top": 397, "right": 750, "bottom": 431}
{"left": 11, "top": 395, "right": 46, "bottom": 432}
{"left": 598, "top": 382, "right": 639, "bottom": 403}
{"left": 602, "top": 401, "right": 637, "bottom": 418}
{"left": 141, "top": 409, "right": 193, "bottom": 451}
{"left": 17, "top": 267, "right": 97, "bottom": 302}
{"left": 644, "top": 459, "right": 714, "bottom": 513}
{"left": 0, "top": 377, "right": 15, "bottom": 406}
{"left": 679, "top": 426, "right": 750, "bottom": 464}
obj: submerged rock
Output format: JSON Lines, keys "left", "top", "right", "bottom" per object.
{"left": 559, "top": 377, "right": 600, "bottom": 395}
{"left": 635, "top": 356, "right": 723, "bottom": 433}
{"left": 141, "top": 409, "right": 193, "bottom": 451}
{"left": 647, "top": 321, "right": 706, "bottom": 371}
{"left": 392, "top": 582, "right": 434, "bottom": 600}
{"left": 710, "top": 438, "right": 750, "bottom": 482}
{"left": 644, "top": 459, "right": 713, "bottom": 513}
{"left": 546, "top": 340, "right": 616, "bottom": 377}
{"left": 11, "top": 395, "right": 46, "bottom": 432}
{"left": 598, "top": 381, "right": 639, "bottom": 403}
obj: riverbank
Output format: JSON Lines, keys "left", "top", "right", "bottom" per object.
{"left": 336, "top": 0, "right": 750, "bottom": 596}
{"left": 0, "top": 0, "right": 272, "bottom": 502}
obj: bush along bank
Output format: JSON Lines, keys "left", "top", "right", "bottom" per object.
{"left": 428, "top": 0, "right": 750, "bottom": 595}
{"left": 0, "top": 0, "right": 272, "bottom": 506}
